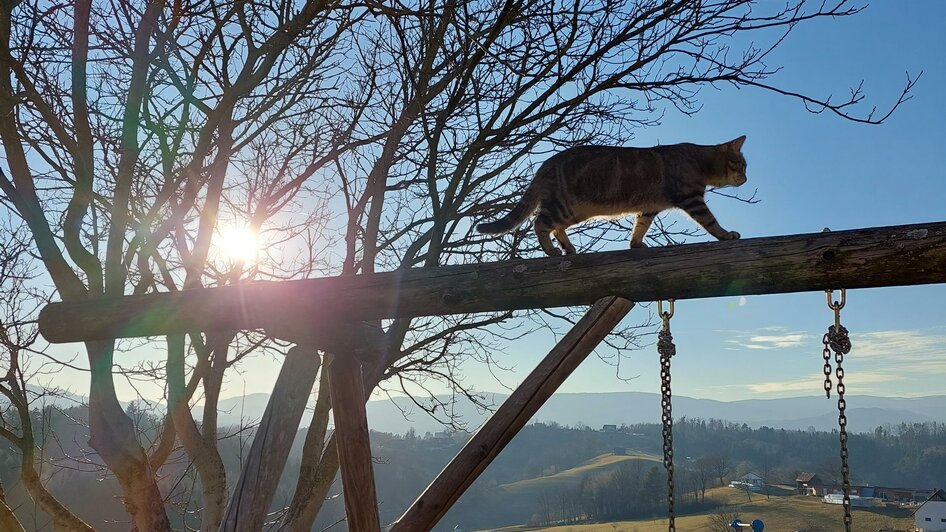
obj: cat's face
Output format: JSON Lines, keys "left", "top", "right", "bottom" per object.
{"left": 708, "top": 136, "right": 748, "bottom": 188}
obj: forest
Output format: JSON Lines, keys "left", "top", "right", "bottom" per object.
{"left": 2, "top": 403, "right": 944, "bottom": 530}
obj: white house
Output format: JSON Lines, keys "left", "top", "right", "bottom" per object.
{"left": 729, "top": 472, "right": 765, "bottom": 491}
{"left": 915, "top": 489, "right": 946, "bottom": 532}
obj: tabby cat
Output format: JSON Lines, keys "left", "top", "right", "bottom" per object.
{"left": 476, "top": 136, "right": 748, "bottom": 256}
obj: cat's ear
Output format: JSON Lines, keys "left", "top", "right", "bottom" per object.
{"left": 721, "top": 135, "right": 747, "bottom": 152}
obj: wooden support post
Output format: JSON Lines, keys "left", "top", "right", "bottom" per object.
{"left": 38, "top": 222, "right": 946, "bottom": 345}
{"left": 220, "top": 346, "right": 321, "bottom": 532}
{"left": 389, "top": 296, "right": 634, "bottom": 532}
{"left": 328, "top": 355, "right": 380, "bottom": 532}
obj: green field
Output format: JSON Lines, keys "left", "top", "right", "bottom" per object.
{"left": 487, "top": 485, "right": 915, "bottom": 531}
{"left": 498, "top": 452, "right": 663, "bottom": 495}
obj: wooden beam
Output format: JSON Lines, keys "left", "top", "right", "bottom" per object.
{"left": 220, "top": 346, "right": 321, "bottom": 532}
{"left": 389, "top": 296, "right": 633, "bottom": 532}
{"left": 328, "top": 355, "right": 380, "bottom": 532}
{"left": 39, "top": 222, "right": 946, "bottom": 343}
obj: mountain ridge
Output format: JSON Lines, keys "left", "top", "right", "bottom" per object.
{"left": 23, "top": 388, "right": 941, "bottom": 435}
{"left": 363, "top": 391, "right": 946, "bottom": 435}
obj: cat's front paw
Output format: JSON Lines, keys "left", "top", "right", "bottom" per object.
{"left": 724, "top": 231, "right": 741, "bottom": 240}
{"left": 546, "top": 247, "right": 563, "bottom": 257}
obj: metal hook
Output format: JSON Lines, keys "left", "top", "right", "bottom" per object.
{"left": 825, "top": 289, "right": 846, "bottom": 329}
{"left": 658, "top": 299, "right": 675, "bottom": 326}
{"left": 825, "top": 289, "right": 846, "bottom": 311}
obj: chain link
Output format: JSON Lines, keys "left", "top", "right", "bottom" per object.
{"left": 822, "top": 337, "right": 833, "bottom": 398}
{"left": 657, "top": 303, "right": 676, "bottom": 532}
{"left": 823, "top": 289, "right": 853, "bottom": 532}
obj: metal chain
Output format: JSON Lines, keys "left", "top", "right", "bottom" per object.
{"left": 657, "top": 300, "right": 676, "bottom": 532}
{"left": 824, "top": 290, "right": 853, "bottom": 532}
{"left": 822, "top": 336, "right": 833, "bottom": 398}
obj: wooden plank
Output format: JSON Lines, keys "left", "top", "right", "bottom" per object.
{"left": 39, "top": 222, "right": 946, "bottom": 343}
{"left": 220, "top": 346, "right": 321, "bottom": 532}
{"left": 389, "top": 296, "right": 634, "bottom": 532}
{"left": 328, "top": 355, "right": 380, "bottom": 532}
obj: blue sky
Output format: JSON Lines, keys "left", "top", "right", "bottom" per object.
{"left": 41, "top": 2, "right": 945, "bottom": 405}
{"left": 460, "top": 1, "right": 946, "bottom": 402}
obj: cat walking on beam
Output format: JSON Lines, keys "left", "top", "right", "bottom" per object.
{"left": 477, "top": 136, "right": 749, "bottom": 256}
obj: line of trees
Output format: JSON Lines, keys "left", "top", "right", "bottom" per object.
{"left": 0, "top": 0, "right": 915, "bottom": 529}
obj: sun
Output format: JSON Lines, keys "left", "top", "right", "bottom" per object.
{"left": 218, "top": 226, "right": 259, "bottom": 263}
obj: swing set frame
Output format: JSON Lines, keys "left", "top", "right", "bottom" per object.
{"left": 37, "top": 221, "right": 946, "bottom": 531}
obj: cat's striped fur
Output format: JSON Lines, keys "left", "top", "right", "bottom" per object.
{"left": 477, "top": 136, "right": 748, "bottom": 256}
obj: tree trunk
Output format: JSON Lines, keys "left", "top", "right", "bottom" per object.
{"left": 0, "top": 481, "right": 25, "bottom": 532}
{"left": 85, "top": 340, "right": 170, "bottom": 531}
{"left": 281, "top": 366, "right": 333, "bottom": 530}
{"left": 282, "top": 434, "right": 340, "bottom": 532}
{"left": 20, "top": 466, "right": 95, "bottom": 532}
{"left": 167, "top": 335, "right": 227, "bottom": 531}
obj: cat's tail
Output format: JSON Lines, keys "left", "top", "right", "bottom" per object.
{"left": 476, "top": 183, "right": 541, "bottom": 235}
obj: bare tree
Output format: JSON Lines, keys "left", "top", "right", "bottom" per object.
{"left": 535, "top": 489, "right": 554, "bottom": 526}
{"left": 708, "top": 507, "right": 741, "bottom": 532}
{"left": 0, "top": 224, "right": 94, "bottom": 531}
{"left": 709, "top": 454, "right": 733, "bottom": 489}
{"left": 695, "top": 456, "right": 713, "bottom": 502}
{"left": 761, "top": 455, "right": 774, "bottom": 500}
{"left": 1, "top": 0, "right": 357, "bottom": 527}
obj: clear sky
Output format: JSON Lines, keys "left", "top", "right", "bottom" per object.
{"left": 41, "top": 2, "right": 946, "bottom": 406}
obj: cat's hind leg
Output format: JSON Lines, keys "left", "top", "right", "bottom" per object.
{"left": 553, "top": 227, "right": 577, "bottom": 255}
{"left": 533, "top": 212, "right": 561, "bottom": 256}
{"left": 630, "top": 212, "right": 657, "bottom": 248}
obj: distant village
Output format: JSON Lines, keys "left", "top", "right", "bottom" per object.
{"left": 605, "top": 421, "right": 946, "bottom": 532}
{"left": 791, "top": 473, "right": 946, "bottom": 532}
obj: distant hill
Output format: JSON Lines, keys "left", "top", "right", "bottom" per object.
{"left": 194, "top": 392, "right": 273, "bottom": 427}
{"left": 32, "top": 388, "right": 943, "bottom": 434}
{"left": 357, "top": 392, "right": 946, "bottom": 435}
{"left": 498, "top": 452, "right": 662, "bottom": 494}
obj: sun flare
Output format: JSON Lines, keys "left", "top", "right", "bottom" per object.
{"left": 218, "top": 226, "right": 259, "bottom": 263}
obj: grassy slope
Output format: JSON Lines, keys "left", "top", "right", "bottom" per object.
{"left": 498, "top": 452, "right": 663, "bottom": 495}
{"left": 487, "top": 486, "right": 915, "bottom": 531}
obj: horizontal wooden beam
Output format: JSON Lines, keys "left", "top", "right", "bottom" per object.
{"left": 39, "top": 221, "right": 946, "bottom": 343}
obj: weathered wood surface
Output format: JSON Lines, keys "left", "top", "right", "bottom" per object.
{"left": 390, "top": 296, "right": 634, "bottom": 532}
{"left": 39, "top": 222, "right": 946, "bottom": 343}
{"left": 220, "top": 346, "right": 321, "bottom": 532}
{"left": 328, "top": 356, "right": 380, "bottom": 532}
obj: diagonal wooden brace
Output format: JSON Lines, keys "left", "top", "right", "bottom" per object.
{"left": 389, "top": 296, "right": 634, "bottom": 532}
